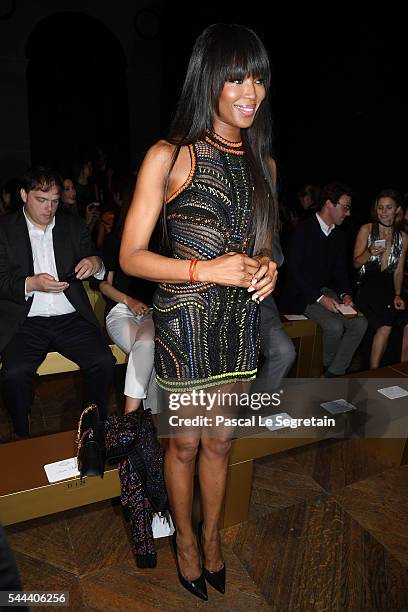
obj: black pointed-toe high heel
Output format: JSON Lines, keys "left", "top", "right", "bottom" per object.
{"left": 172, "top": 531, "right": 208, "bottom": 601}
{"left": 197, "top": 521, "right": 226, "bottom": 594}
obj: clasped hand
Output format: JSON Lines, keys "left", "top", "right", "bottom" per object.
{"left": 200, "top": 252, "right": 277, "bottom": 300}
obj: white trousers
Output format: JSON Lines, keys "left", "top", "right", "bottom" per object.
{"left": 106, "top": 303, "right": 159, "bottom": 413}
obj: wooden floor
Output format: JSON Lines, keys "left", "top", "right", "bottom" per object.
{"left": 4, "top": 437, "right": 408, "bottom": 611}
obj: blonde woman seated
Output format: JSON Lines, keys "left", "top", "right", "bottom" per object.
{"left": 99, "top": 189, "right": 158, "bottom": 414}
{"left": 354, "top": 189, "right": 408, "bottom": 368}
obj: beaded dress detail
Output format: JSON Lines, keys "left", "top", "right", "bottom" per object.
{"left": 153, "top": 130, "right": 260, "bottom": 391}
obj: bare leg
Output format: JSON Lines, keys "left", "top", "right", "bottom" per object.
{"left": 401, "top": 324, "right": 408, "bottom": 362}
{"left": 165, "top": 434, "right": 201, "bottom": 580}
{"left": 197, "top": 381, "right": 243, "bottom": 570}
{"left": 370, "top": 325, "right": 392, "bottom": 369}
{"left": 198, "top": 435, "right": 231, "bottom": 571}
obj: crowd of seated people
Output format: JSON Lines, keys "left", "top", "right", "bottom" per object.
{"left": 279, "top": 181, "right": 408, "bottom": 373}
{"left": 1, "top": 160, "right": 408, "bottom": 440}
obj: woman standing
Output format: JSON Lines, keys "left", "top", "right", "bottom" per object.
{"left": 354, "top": 189, "right": 408, "bottom": 368}
{"left": 120, "top": 24, "right": 278, "bottom": 600}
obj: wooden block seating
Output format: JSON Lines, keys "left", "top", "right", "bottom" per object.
{"left": 0, "top": 428, "right": 324, "bottom": 528}
{"left": 36, "top": 343, "right": 127, "bottom": 376}
{"left": 282, "top": 318, "right": 323, "bottom": 377}
{"left": 0, "top": 344, "right": 127, "bottom": 376}
{"left": 3, "top": 362, "right": 407, "bottom": 529}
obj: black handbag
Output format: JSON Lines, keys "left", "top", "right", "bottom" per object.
{"left": 76, "top": 404, "right": 106, "bottom": 479}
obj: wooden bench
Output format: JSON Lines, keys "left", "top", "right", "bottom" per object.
{"left": 36, "top": 344, "right": 127, "bottom": 376}
{"left": 0, "top": 429, "right": 325, "bottom": 528}
{"left": 282, "top": 318, "right": 323, "bottom": 377}
{"left": 0, "top": 344, "right": 127, "bottom": 376}
{"left": 2, "top": 362, "right": 408, "bottom": 528}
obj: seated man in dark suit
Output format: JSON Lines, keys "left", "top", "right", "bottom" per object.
{"left": 280, "top": 181, "right": 367, "bottom": 377}
{"left": 0, "top": 166, "right": 115, "bottom": 437}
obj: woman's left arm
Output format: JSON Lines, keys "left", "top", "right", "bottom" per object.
{"left": 394, "top": 233, "right": 408, "bottom": 310}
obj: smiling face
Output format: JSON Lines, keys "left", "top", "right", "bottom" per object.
{"left": 20, "top": 184, "right": 60, "bottom": 229}
{"left": 212, "top": 75, "right": 266, "bottom": 140}
{"left": 375, "top": 196, "right": 400, "bottom": 225}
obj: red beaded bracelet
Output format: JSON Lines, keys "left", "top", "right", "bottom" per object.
{"left": 189, "top": 259, "right": 199, "bottom": 283}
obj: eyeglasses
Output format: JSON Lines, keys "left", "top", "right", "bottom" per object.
{"left": 337, "top": 203, "right": 351, "bottom": 212}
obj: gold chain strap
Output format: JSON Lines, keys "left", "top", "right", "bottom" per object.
{"left": 77, "top": 428, "right": 93, "bottom": 460}
{"left": 76, "top": 403, "right": 98, "bottom": 444}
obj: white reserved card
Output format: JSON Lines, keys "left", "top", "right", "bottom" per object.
{"left": 284, "top": 315, "right": 308, "bottom": 321}
{"left": 320, "top": 399, "right": 356, "bottom": 415}
{"left": 378, "top": 386, "right": 408, "bottom": 400}
{"left": 260, "top": 412, "right": 292, "bottom": 431}
{"left": 44, "top": 457, "right": 80, "bottom": 483}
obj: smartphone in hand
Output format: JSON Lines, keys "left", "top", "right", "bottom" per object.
{"left": 374, "top": 239, "right": 386, "bottom": 248}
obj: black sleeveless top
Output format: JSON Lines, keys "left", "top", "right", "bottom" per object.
{"left": 153, "top": 131, "right": 260, "bottom": 391}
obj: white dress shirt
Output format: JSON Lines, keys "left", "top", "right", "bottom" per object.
{"left": 315, "top": 213, "right": 335, "bottom": 303}
{"left": 24, "top": 210, "right": 104, "bottom": 317}
{"left": 315, "top": 212, "right": 335, "bottom": 237}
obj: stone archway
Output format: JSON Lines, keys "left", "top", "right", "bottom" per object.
{"left": 26, "top": 11, "right": 130, "bottom": 172}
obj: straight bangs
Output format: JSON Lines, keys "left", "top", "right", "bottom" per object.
{"left": 208, "top": 27, "right": 271, "bottom": 112}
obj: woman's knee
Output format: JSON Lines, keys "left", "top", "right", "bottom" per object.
{"left": 375, "top": 325, "right": 392, "bottom": 338}
{"left": 131, "top": 339, "right": 154, "bottom": 356}
{"left": 200, "top": 436, "right": 232, "bottom": 459}
{"left": 168, "top": 438, "right": 200, "bottom": 464}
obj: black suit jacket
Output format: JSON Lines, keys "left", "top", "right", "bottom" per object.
{"left": 279, "top": 215, "right": 351, "bottom": 314}
{"left": 0, "top": 208, "right": 101, "bottom": 352}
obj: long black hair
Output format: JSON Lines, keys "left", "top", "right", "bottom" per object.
{"left": 164, "top": 23, "right": 277, "bottom": 255}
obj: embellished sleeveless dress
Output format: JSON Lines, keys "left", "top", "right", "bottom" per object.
{"left": 153, "top": 130, "right": 260, "bottom": 391}
{"left": 356, "top": 222, "right": 408, "bottom": 329}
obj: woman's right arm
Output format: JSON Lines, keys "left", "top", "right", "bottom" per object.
{"left": 353, "top": 224, "right": 372, "bottom": 268}
{"left": 120, "top": 141, "right": 259, "bottom": 287}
